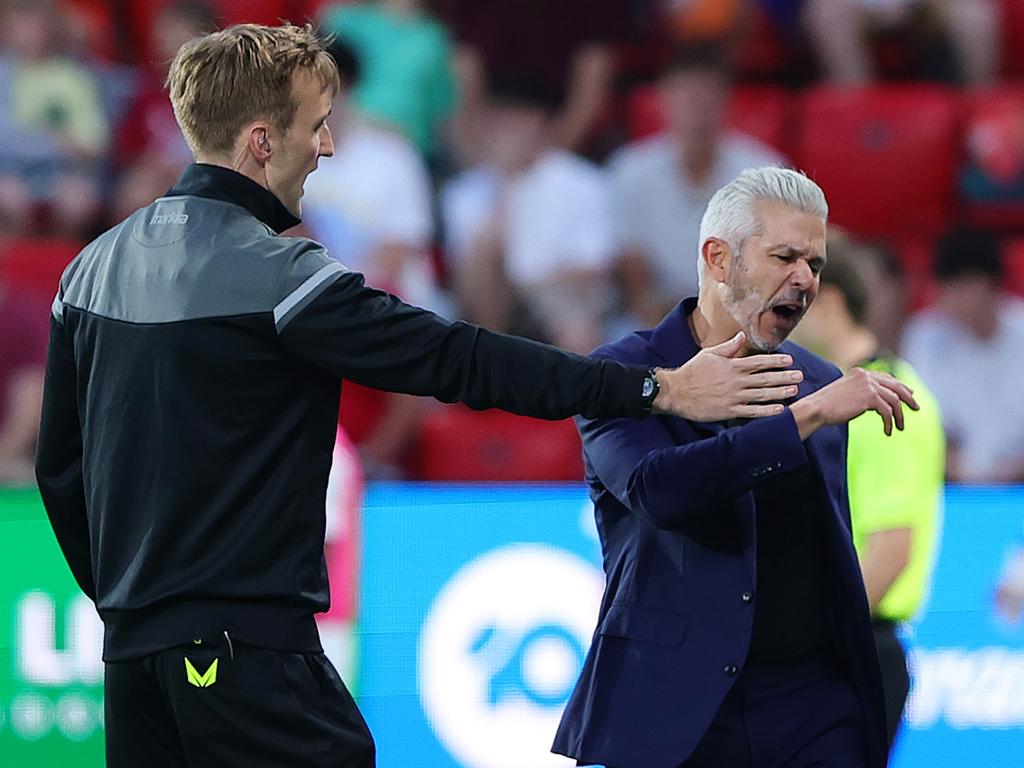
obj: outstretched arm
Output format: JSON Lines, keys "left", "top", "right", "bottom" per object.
{"left": 275, "top": 252, "right": 805, "bottom": 423}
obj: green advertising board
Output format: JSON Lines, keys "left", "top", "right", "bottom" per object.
{"left": 0, "top": 487, "right": 105, "bottom": 767}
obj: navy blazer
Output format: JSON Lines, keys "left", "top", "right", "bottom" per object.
{"left": 553, "top": 299, "right": 887, "bottom": 768}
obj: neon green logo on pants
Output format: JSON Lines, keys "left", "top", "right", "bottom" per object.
{"left": 184, "top": 657, "right": 218, "bottom": 688}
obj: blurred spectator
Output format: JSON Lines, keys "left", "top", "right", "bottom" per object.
{"left": 606, "top": 41, "right": 786, "bottom": 328}
{"left": 802, "top": 0, "right": 1000, "bottom": 86}
{"left": 112, "top": 0, "right": 216, "bottom": 221}
{"left": 444, "top": 0, "right": 627, "bottom": 162}
{"left": 319, "top": 0, "right": 456, "bottom": 160}
{"left": 0, "top": 0, "right": 109, "bottom": 236}
{"left": 0, "top": 275, "right": 48, "bottom": 485}
{"left": 617, "top": 0, "right": 751, "bottom": 82}
{"left": 901, "top": 228, "right": 1024, "bottom": 483}
{"left": 442, "top": 76, "right": 615, "bottom": 354}
{"left": 303, "top": 39, "right": 442, "bottom": 479}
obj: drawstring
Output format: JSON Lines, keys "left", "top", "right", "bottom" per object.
{"left": 223, "top": 630, "right": 235, "bottom": 660}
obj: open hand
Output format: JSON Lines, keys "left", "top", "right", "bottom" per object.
{"left": 791, "top": 366, "right": 919, "bottom": 440}
{"left": 653, "top": 331, "right": 803, "bottom": 422}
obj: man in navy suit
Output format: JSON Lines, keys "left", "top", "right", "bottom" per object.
{"left": 553, "top": 167, "right": 916, "bottom": 768}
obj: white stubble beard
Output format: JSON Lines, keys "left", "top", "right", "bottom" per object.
{"left": 716, "top": 260, "right": 780, "bottom": 352}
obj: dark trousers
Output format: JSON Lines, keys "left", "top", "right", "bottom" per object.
{"left": 872, "top": 620, "right": 910, "bottom": 755}
{"left": 680, "top": 650, "right": 866, "bottom": 768}
{"left": 104, "top": 633, "right": 375, "bottom": 768}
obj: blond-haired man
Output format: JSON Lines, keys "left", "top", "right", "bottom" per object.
{"left": 36, "top": 25, "right": 850, "bottom": 768}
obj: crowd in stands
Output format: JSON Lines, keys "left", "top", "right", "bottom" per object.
{"left": 2, "top": 0, "right": 1024, "bottom": 484}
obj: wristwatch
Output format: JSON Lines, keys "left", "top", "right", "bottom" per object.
{"left": 640, "top": 367, "right": 661, "bottom": 415}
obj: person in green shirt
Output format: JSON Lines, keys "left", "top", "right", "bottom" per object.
{"left": 791, "top": 232, "right": 945, "bottom": 757}
{"left": 319, "top": 0, "right": 457, "bottom": 160}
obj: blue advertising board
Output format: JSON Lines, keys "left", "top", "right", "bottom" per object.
{"left": 358, "top": 484, "right": 1024, "bottom": 768}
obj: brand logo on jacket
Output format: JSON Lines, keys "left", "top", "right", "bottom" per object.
{"left": 151, "top": 213, "right": 190, "bottom": 225}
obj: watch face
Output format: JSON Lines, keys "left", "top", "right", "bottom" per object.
{"left": 642, "top": 377, "right": 655, "bottom": 399}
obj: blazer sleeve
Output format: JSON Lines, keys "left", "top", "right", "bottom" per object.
{"left": 578, "top": 407, "right": 809, "bottom": 530}
{"left": 272, "top": 248, "right": 649, "bottom": 420}
{"left": 35, "top": 302, "right": 96, "bottom": 601}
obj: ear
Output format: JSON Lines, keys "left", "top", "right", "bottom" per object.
{"left": 702, "top": 238, "right": 732, "bottom": 284}
{"left": 246, "top": 124, "right": 272, "bottom": 164}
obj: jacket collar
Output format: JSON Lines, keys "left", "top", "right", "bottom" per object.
{"left": 167, "top": 163, "right": 300, "bottom": 234}
{"left": 647, "top": 297, "right": 703, "bottom": 368}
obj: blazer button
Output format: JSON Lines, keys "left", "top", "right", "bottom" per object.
{"left": 741, "top": 591, "right": 753, "bottom": 603}
{"left": 724, "top": 664, "right": 739, "bottom": 676}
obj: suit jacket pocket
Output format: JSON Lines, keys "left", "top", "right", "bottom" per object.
{"left": 597, "top": 604, "right": 688, "bottom": 647}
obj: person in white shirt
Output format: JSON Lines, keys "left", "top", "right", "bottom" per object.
{"left": 607, "top": 41, "right": 787, "bottom": 330}
{"left": 303, "top": 41, "right": 444, "bottom": 314}
{"left": 802, "top": 0, "right": 998, "bottom": 87}
{"left": 901, "top": 228, "right": 1024, "bottom": 483}
{"left": 442, "top": 76, "right": 615, "bottom": 354}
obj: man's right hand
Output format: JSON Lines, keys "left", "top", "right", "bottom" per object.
{"left": 652, "top": 331, "right": 803, "bottom": 421}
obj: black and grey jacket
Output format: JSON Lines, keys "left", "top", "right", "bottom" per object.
{"left": 35, "top": 163, "right": 650, "bottom": 662}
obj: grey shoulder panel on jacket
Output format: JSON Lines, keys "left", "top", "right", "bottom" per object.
{"left": 58, "top": 195, "right": 346, "bottom": 325}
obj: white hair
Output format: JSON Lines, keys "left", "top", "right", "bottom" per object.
{"left": 696, "top": 167, "right": 828, "bottom": 288}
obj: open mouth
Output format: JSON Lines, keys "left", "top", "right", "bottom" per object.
{"left": 769, "top": 302, "right": 804, "bottom": 326}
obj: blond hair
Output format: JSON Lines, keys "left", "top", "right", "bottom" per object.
{"left": 166, "top": 23, "right": 340, "bottom": 157}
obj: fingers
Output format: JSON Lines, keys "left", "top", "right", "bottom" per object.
{"left": 875, "top": 385, "right": 904, "bottom": 433}
{"left": 743, "top": 370, "right": 804, "bottom": 389}
{"left": 707, "top": 331, "right": 747, "bottom": 358}
{"left": 731, "top": 403, "right": 786, "bottom": 419}
{"left": 739, "top": 384, "right": 800, "bottom": 403}
{"left": 878, "top": 384, "right": 905, "bottom": 431}
{"left": 893, "top": 380, "right": 919, "bottom": 411}
{"left": 734, "top": 354, "right": 797, "bottom": 374}
{"left": 868, "top": 371, "right": 919, "bottom": 410}
{"left": 873, "top": 393, "right": 894, "bottom": 436}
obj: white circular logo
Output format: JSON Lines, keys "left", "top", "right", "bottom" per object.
{"left": 419, "top": 544, "right": 603, "bottom": 768}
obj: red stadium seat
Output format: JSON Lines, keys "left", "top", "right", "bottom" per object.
{"left": 1002, "top": 237, "right": 1024, "bottom": 297}
{"left": 1001, "top": 0, "right": 1024, "bottom": 78}
{"left": 214, "top": 0, "right": 291, "bottom": 26}
{"left": 626, "top": 83, "right": 792, "bottom": 156}
{"left": 0, "top": 238, "right": 81, "bottom": 302}
{"left": 961, "top": 86, "right": 1024, "bottom": 230}
{"left": 725, "top": 86, "right": 793, "bottom": 158}
{"left": 411, "top": 405, "right": 583, "bottom": 482}
{"left": 796, "top": 86, "right": 961, "bottom": 237}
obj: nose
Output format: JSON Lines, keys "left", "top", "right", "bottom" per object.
{"left": 320, "top": 124, "right": 335, "bottom": 158}
{"left": 790, "top": 259, "right": 815, "bottom": 291}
